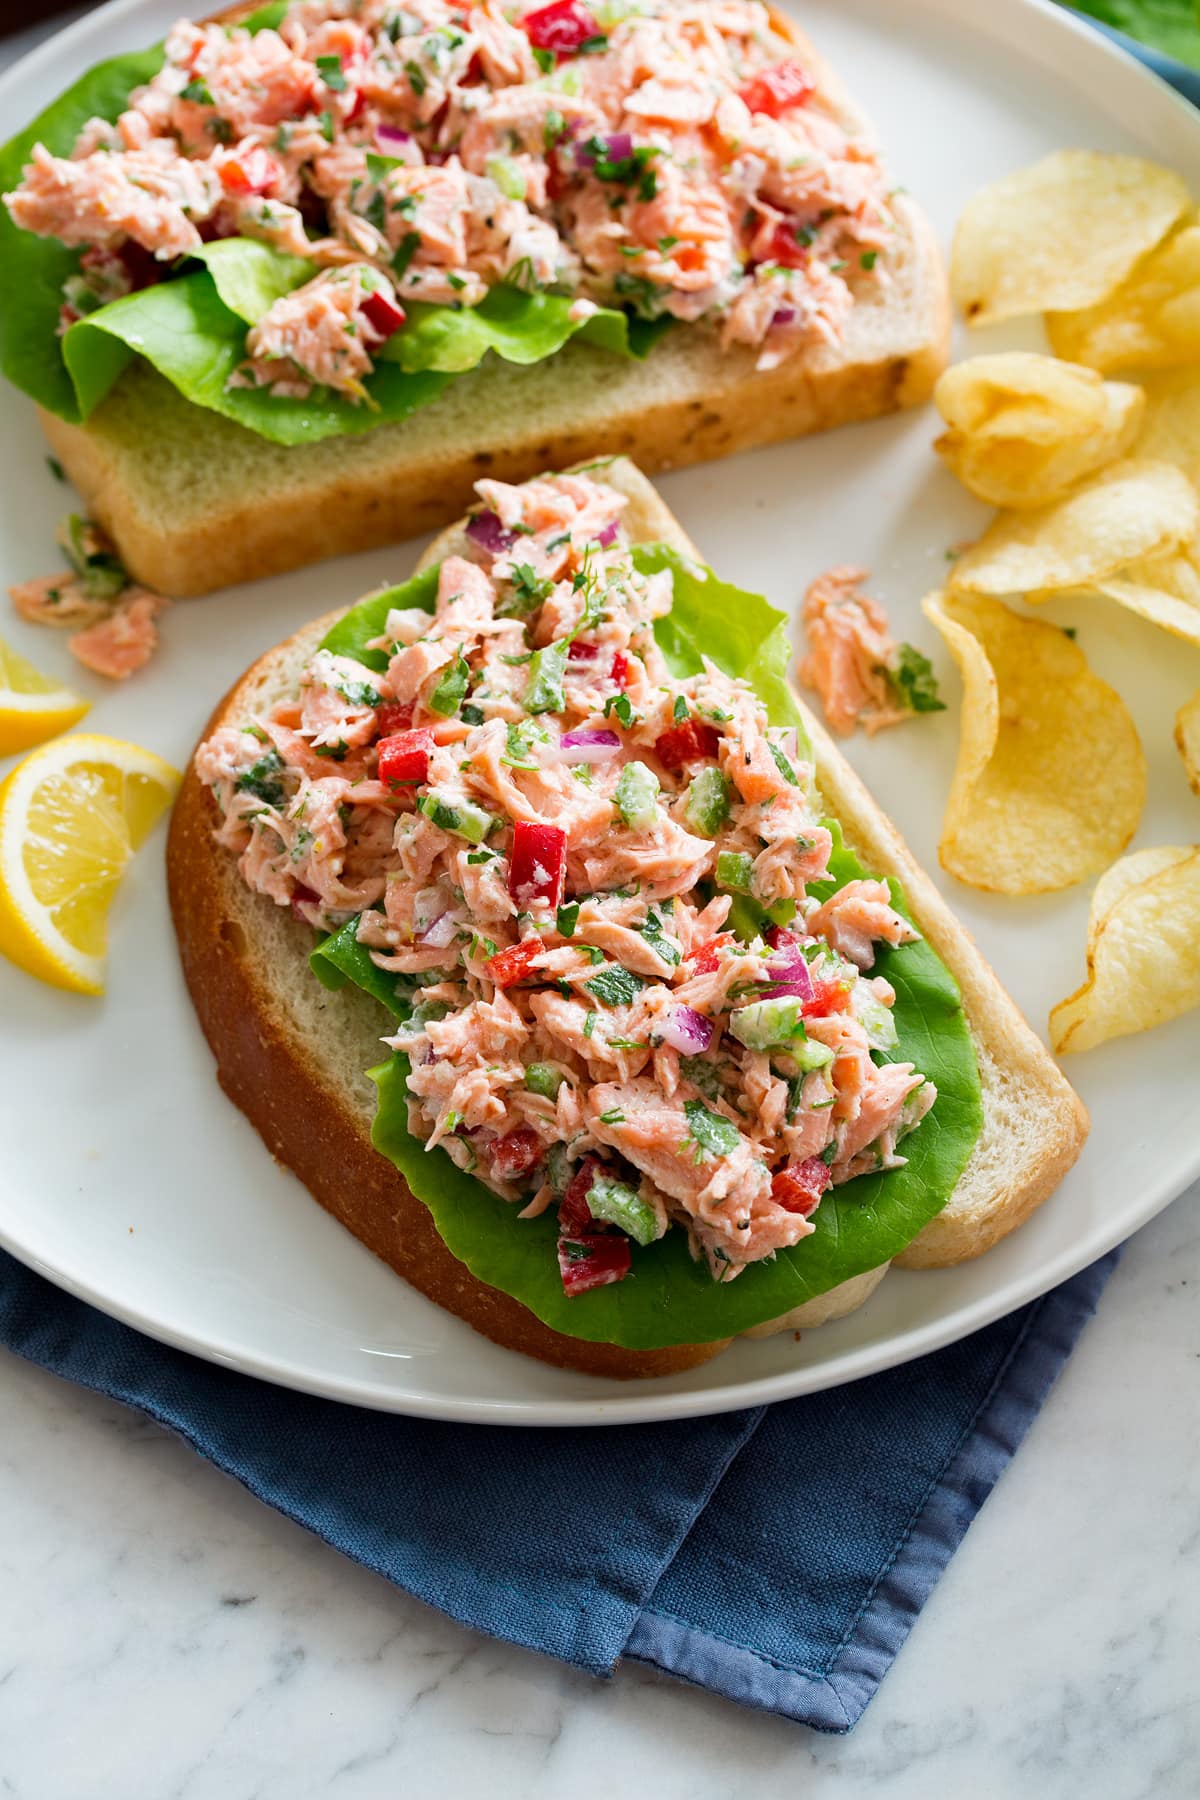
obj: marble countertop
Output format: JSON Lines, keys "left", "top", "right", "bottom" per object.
{"left": 2, "top": 11, "right": 1198, "bottom": 1793}
{"left": 1, "top": 1196, "right": 1195, "bottom": 1798}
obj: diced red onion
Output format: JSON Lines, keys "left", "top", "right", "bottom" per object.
{"left": 375, "top": 124, "right": 412, "bottom": 153}
{"left": 465, "top": 509, "right": 516, "bottom": 556}
{"left": 557, "top": 726, "right": 622, "bottom": 765}
{"left": 418, "top": 912, "right": 459, "bottom": 950}
{"left": 764, "top": 976, "right": 815, "bottom": 1002}
{"left": 575, "top": 131, "right": 632, "bottom": 169}
{"left": 771, "top": 306, "right": 797, "bottom": 326}
{"left": 658, "top": 1005, "right": 714, "bottom": 1054}
{"left": 596, "top": 519, "right": 620, "bottom": 547}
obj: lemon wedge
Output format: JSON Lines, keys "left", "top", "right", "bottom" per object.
{"left": 0, "top": 733, "right": 180, "bottom": 993}
{"left": 0, "top": 635, "right": 90, "bottom": 755}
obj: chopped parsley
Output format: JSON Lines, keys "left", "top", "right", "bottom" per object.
{"left": 684, "top": 1098, "right": 740, "bottom": 1159}
{"left": 860, "top": 250, "right": 878, "bottom": 270}
{"left": 585, "top": 965, "right": 644, "bottom": 1008}
{"left": 235, "top": 748, "right": 286, "bottom": 809}
{"left": 598, "top": 1107, "right": 625, "bottom": 1125}
{"left": 180, "top": 77, "right": 215, "bottom": 104}
{"left": 888, "top": 643, "right": 945, "bottom": 715}
{"left": 405, "top": 58, "right": 427, "bottom": 95}
{"left": 767, "top": 742, "right": 799, "bottom": 787}
{"left": 603, "top": 692, "right": 635, "bottom": 729}
{"left": 556, "top": 901, "right": 580, "bottom": 938}
{"left": 581, "top": 134, "right": 659, "bottom": 201}
{"left": 315, "top": 54, "right": 347, "bottom": 91}
{"left": 639, "top": 908, "right": 680, "bottom": 967}
{"left": 673, "top": 694, "right": 688, "bottom": 722}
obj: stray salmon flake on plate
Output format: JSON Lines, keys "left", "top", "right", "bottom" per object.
{"left": 197, "top": 469, "right": 938, "bottom": 1294}
{"left": 3, "top": 0, "right": 896, "bottom": 403}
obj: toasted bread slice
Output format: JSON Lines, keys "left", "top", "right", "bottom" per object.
{"left": 168, "top": 458, "right": 1088, "bottom": 1378}
{"left": 40, "top": 12, "right": 949, "bottom": 597}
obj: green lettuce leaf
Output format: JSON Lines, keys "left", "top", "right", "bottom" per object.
{"left": 388, "top": 283, "right": 657, "bottom": 375}
{"left": 313, "top": 545, "right": 983, "bottom": 1348}
{"left": 310, "top": 917, "right": 410, "bottom": 1017}
{"left": 1066, "top": 0, "right": 1200, "bottom": 69}
{"left": 0, "top": 45, "right": 165, "bottom": 419}
{"left": 319, "top": 563, "right": 440, "bottom": 670}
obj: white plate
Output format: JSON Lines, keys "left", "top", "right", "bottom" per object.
{"left": 3, "top": 0, "right": 1199, "bottom": 1426}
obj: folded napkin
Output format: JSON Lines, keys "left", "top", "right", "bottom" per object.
{"left": 0, "top": 1248, "right": 1115, "bottom": 1728}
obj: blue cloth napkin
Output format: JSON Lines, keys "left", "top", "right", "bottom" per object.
{"left": 0, "top": 1248, "right": 1116, "bottom": 1728}
{"left": 0, "top": 8, "right": 1182, "bottom": 1737}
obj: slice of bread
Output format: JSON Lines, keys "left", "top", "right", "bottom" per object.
{"left": 38, "top": 11, "right": 949, "bottom": 597}
{"left": 168, "top": 458, "right": 1089, "bottom": 1378}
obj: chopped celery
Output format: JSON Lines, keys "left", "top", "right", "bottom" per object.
{"left": 586, "top": 1174, "right": 658, "bottom": 1246}
{"left": 418, "top": 791, "right": 494, "bottom": 843}
{"left": 525, "top": 639, "right": 570, "bottom": 714}
{"left": 716, "top": 849, "right": 755, "bottom": 893}
{"left": 729, "top": 996, "right": 807, "bottom": 1052}
{"left": 852, "top": 984, "right": 899, "bottom": 1052}
{"left": 615, "top": 760, "right": 660, "bottom": 829}
{"left": 486, "top": 154, "right": 527, "bottom": 199}
{"left": 683, "top": 766, "right": 730, "bottom": 838}
{"left": 524, "top": 1062, "right": 565, "bottom": 1099}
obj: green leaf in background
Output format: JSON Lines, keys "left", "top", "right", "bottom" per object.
{"left": 0, "top": 46, "right": 165, "bottom": 420}
{"left": 1068, "top": 0, "right": 1200, "bottom": 69}
{"left": 190, "top": 238, "right": 316, "bottom": 325}
{"left": 316, "top": 545, "right": 982, "bottom": 1348}
{"left": 310, "top": 917, "right": 410, "bottom": 1016}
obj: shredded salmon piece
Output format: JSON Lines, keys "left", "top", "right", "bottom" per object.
{"left": 797, "top": 566, "right": 911, "bottom": 737}
{"left": 68, "top": 592, "right": 165, "bottom": 680}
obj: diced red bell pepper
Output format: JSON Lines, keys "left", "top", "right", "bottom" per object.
{"left": 610, "top": 650, "right": 631, "bottom": 687}
{"left": 691, "top": 931, "right": 735, "bottom": 975}
{"left": 558, "top": 1233, "right": 631, "bottom": 1296}
{"left": 763, "top": 220, "right": 812, "bottom": 270}
{"left": 218, "top": 147, "right": 276, "bottom": 196}
{"left": 361, "top": 288, "right": 406, "bottom": 341}
{"left": 771, "top": 1156, "right": 831, "bottom": 1216}
{"left": 509, "top": 819, "right": 567, "bottom": 911}
{"left": 485, "top": 938, "right": 542, "bottom": 988}
{"left": 802, "top": 974, "right": 853, "bottom": 1020}
{"left": 568, "top": 638, "right": 598, "bottom": 661}
{"left": 738, "top": 59, "right": 815, "bottom": 118}
{"left": 654, "top": 718, "right": 721, "bottom": 770}
{"left": 559, "top": 1154, "right": 606, "bottom": 1236}
{"left": 375, "top": 700, "right": 414, "bottom": 737}
{"left": 378, "top": 727, "right": 435, "bottom": 787}
{"left": 521, "top": 0, "right": 599, "bottom": 56}
{"left": 490, "top": 1127, "right": 542, "bottom": 1182}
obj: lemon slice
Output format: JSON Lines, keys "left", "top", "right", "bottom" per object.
{"left": 0, "top": 635, "right": 90, "bottom": 755}
{"left": 0, "top": 733, "right": 180, "bottom": 993}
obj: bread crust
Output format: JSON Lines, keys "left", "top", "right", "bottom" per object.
{"left": 168, "top": 458, "right": 1089, "bottom": 1376}
{"left": 35, "top": 11, "right": 949, "bottom": 596}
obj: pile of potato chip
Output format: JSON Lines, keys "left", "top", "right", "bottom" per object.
{"left": 929, "top": 150, "right": 1200, "bottom": 1050}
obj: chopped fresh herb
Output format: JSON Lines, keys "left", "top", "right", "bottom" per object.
{"left": 556, "top": 900, "right": 581, "bottom": 938}
{"left": 604, "top": 691, "right": 635, "bottom": 730}
{"left": 180, "top": 77, "right": 215, "bottom": 104}
{"left": 428, "top": 652, "right": 470, "bottom": 717}
{"left": 313, "top": 740, "right": 349, "bottom": 762}
{"left": 680, "top": 1055, "right": 721, "bottom": 1100}
{"left": 46, "top": 456, "right": 64, "bottom": 482}
{"left": 639, "top": 909, "right": 680, "bottom": 966}
{"left": 235, "top": 749, "right": 286, "bottom": 809}
{"left": 581, "top": 134, "right": 658, "bottom": 195}
{"left": 684, "top": 1098, "right": 740, "bottom": 1158}
{"left": 461, "top": 702, "right": 486, "bottom": 726}
{"left": 336, "top": 676, "right": 383, "bottom": 708}
{"left": 316, "top": 54, "right": 347, "bottom": 90}
{"left": 465, "top": 849, "right": 496, "bottom": 864}
{"left": 598, "top": 1107, "right": 625, "bottom": 1125}
{"left": 673, "top": 694, "right": 688, "bottom": 722}
{"left": 404, "top": 58, "right": 427, "bottom": 95}
{"left": 583, "top": 1009, "right": 597, "bottom": 1038}
{"left": 585, "top": 964, "right": 645, "bottom": 1008}
{"left": 578, "top": 945, "right": 606, "bottom": 964}
{"left": 392, "top": 230, "right": 421, "bottom": 276}
{"left": 508, "top": 563, "right": 553, "bottom": 611}
{"left": 767, "top": 742, "right": 799, "bottom": 787}
{"left": 318, "top": 109, "right": 335, "bottom": 142}
{"left": 820, "top": 1139, "right": 838, "bottom": 1166}
{"left": 1062, "top": 626, "right": 1078, "bottom": 641}
{"left": 860, "top": 250, "right": 878, "bottom": 270}
{"left": 501, "top": 720, "right": 542, "bottom": 770}
{"left": 888, "top": 643, "right": 945, "bottom": 715}
{"left": 658, "top": 234, "right": 679, "bottom": 252}
{"left": 532, "top": 44, "right": 555, "bottom": 73}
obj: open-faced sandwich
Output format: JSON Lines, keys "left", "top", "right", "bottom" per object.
{"left": 1, "top": 0, "right": 947, "bottom": 594}
{"left": 169, "top": 459, "right": 1087, "bottom": 1376}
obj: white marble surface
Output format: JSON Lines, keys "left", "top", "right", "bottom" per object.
{"left": 0, "top": 1196, "right": 1196, "bottom": 1798}
{"left": 2, "top": 8, "right": 1199, "bottom": 1792}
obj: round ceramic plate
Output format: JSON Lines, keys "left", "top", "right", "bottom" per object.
{"left": 2, "top": 0, "right": 1198, "bottom": 1425}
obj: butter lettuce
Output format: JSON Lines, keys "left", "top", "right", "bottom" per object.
{"left": 0, "top": 30, "right": 668, "bottom": 444}
{"left": 306, "top": 546, "right": 983, "bottom": 1348}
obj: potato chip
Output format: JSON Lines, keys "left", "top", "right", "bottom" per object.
{"left": 934, "top": 354, "right": 1143, "bottom": 508}
{"left": 1135, "top": 366, "right": 1200, "bottom": 478}
{"left": 1175, "top": 689, "right": 1200, "bottom": 794}
{"left": 948, "top": 459, "right": 1198, "bottom": 596}
{"left": 1048, "top": 218, "right": 1200, "bottom": 373}
{"left": 1050, "top": 847, "right": 1200, "bottom": 1052}
{"left": 950, "top": 152, "right": 1189, "bottom": 326}
{"left": 923, "top": 590, "right": 1145, "bottom": 894}
{"left": 1031, "top": 544, "right": 1200, "bottom": 646}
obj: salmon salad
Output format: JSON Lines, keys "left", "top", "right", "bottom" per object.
{"left": 196, "top": 470, "right": 936, "bottom": 1295}
{"left": 5, "top": 0, "right": 895, "bottom": 403}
